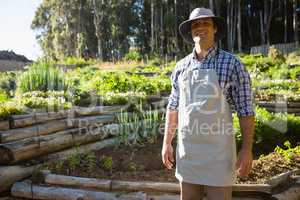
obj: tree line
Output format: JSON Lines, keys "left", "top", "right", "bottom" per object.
{"left": 31, "top": 0, "right": 299, "bottom": 61}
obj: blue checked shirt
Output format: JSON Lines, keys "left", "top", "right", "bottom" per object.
{"left": 167, "top": 46, "right": 255, "bottom": 117}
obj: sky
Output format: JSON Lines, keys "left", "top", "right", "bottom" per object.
{"left": 0, "top": 0, "right": 43, "bottom": 60}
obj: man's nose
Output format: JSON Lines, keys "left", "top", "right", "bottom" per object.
{"left": 195, "top": 26, "right": 206, "bottom": 32}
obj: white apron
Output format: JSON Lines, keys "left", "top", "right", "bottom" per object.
{"left": 175, "top": 63, "right": 237, "bottom": 186}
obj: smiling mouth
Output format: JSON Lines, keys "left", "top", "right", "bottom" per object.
{"left": 194, "top": 32, "right": 207, "bottom": 38}
{"left": 194, "top": 34, "right": 206, "bottom": 40}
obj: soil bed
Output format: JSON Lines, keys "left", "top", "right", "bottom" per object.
{"left": 40, "top": 135, "right": 300, "bottom": 185}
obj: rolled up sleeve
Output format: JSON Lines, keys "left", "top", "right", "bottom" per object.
{"left": 166, "top": 66, "right": 180, "bottom": 111}
{"left": 231, "top": 58, "right": 255, "bottom": 117}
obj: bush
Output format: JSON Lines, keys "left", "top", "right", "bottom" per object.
{"left": 124, "top": 49, "right": 142, "bottom": 62}
{"left": 239, "top": 54, "right": 283, "bottom": 80}
{"left": 62, "top": 56, "right": 96, "bottom": 67}
{"left": 0, "top": 71, "right": 17, "bottom": 96}
{"left": 16, "top": 62, "right": 69, "bottom": 94}
{"left": 286, "top": 50, "right": 300, "bottom": 66}
{"left": 266, "top": 64, "right": 290, "bottom": 80}
{"left": 100, "top": 91, "right": 146, "bottom": 106}
{"left": 19, "top": 91, "right": 72, "bottom": 112}
{"left": 254, "top": 80, "right": 300, "bottom": 92}
{"left": 84, "top": 71, "right": 169, "bottom": 96}
{"left": 234, "top": 107, "right": 300, "bottom": 155}
{"left": 0, "top": 101, "right": 24, "bottom": 120}
{"left": 268, "top": 46, "right": 285, "bottom": 63}
{"left": 0, "top": 90, "right": 9, "bottom": 103}
{"left": 116, "top": 105, "right": 164, "bottom": 147}
{"left": 290, "top": 66, "right": 300, "bottom": 80}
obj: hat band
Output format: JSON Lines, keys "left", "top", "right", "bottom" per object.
{"left": 190, "top": 15, "right": 215, "bottom": 19}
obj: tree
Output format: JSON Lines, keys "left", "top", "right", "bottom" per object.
{"left": 92, "top": 0, "right": 105, "bottom": 60}
{"left": 293, "top": 0, "right": 299, "bottom": 47}
{"left": 237, "top": 0, "right": 242, "bottom": 51}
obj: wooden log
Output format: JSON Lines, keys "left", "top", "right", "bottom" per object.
{"left": 0, "top": 123, "right": 121, "bottom": 164}
{"left": 266, "top": 169, "right": 299, "bottom": 187}
{"left": 257, "top": 101, "right": 300, "bottom": 108}
{"left": 11, "top": 181, "right": 147, "bottom": 200}
{"left": 112, "top": 181, "right": 269, "bottom": 193}
{"left": 111, "top": 180, "right": 179, "bottom": 193}
{"left": 75, "top": 105, "right": 128, "bottom": 117}
{"left": 69, "top": 114, "right": 115, "bottom": 128}
{"left": 148, "top": 194, "right": 265, "bottom": 200}
{"left": 44, "top": 174, "right": 112, "bottom": 191}
{"left": 0, "top": 119, "right": 70, "bottom": 143}
{"left": 42, "top": 172, "right": 271, "bottom": 194}
{"left": 11, "top": 104, "right": 128, "bottom": 128}
{"left": 11, "top": 109, "right": 70, "bottom": 128}
{"left": 233, "top": 184, "right": 271, "bottom": 193}
{"left": 263, "top": 107, "right": 300, "bottom": 113}
{"left": 44, "top": 138, "right": 117, "bottom": 161}
{"left": 0, "top": 114, "right": 115, "bottom": 143}
{"left": 0, "top": 120, "right": 9, "bottom": 131}
{"left": 272, "top": 185, "right": 300, "bottom": 200}
{"left": 0, "top": 165, "right": 39, "bottom": 193}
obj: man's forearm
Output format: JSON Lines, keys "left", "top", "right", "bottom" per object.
{"left": 163, "top": 109, "right": 178, "bottom": 145}
{"left": 239, "top": 116, "right": 255, "bottom": 152}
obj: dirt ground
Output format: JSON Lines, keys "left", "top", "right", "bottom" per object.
{"left": 42, "top": 135, "right": 300, "bottom": 185}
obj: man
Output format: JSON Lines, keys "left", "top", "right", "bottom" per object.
{"left": 161, "top": 7, "right": 255, "bottom": 200}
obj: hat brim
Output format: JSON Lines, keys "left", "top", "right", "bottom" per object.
{"left": 179, "top": 16, "right": 226, "bottom": 44}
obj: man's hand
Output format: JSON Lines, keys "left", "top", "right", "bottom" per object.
{"left": 237, "top": 116, "right": 255, "bottom": 178}
{"left": 162, "top": 109, "right": 178, "bottom": 170}
{"left": 236, "top": 148, "right": 253, "bottom": 177}
{"left": 162, "top": 143, "right": 174, "bottom": 169}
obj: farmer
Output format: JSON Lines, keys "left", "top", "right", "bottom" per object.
{"left": 162, "top": 7, "right": 255, "bottom": 200}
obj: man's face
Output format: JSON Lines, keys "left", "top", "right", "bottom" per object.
{"left": 191, "top": 18, "right": 216, "bottom": 48}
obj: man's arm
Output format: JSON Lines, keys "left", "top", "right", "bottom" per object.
{"left": 162, "top": 109, "right": 178, "bottom": 169}
{"left": 239, "top": 116, "right": 255, "bottom": 153}
{"left": 162, "top": 63, "right": 180, "bottom": 169}
{"left": 163, "top": 109, "right": 178, "bottom": 145}
{"left": 236, "top": 115, "right": 255, "bottom": 177}
{"left": 231, "top": 58, "right": 256, "bottom": 177}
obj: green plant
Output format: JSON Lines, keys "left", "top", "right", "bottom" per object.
{"left": 127, "top": 162, "right": 137, "bottom": 171}
{"left": 0, "top": 101, "right": 24, "bottom": 120}
{"left": 116, "top": 103, "right": 164, "bottom": 147}
{"left": 100, "top": 91, "right": 146, "bottom": 106}
{"left": 274, "top": 141, "right": 300, "bottom": 162}
{"left": 0, "top": 71, "right": 17, "bottom": 95}
{"left": 54, "top": 159, "right": 64, "bottom": 171}
{"left": 234, "top": 107, "right": 300, "bottom": 154}
{"left": 18, "top": 90, "right": 72, "bottom": 112}
{"left": 67, "top": 148, "right": 82, "bottom": 171}
{"left": 290, "top": 66, "right": 300, "bottom": 80}
{"left": 268, "top": 46, "right": 285, "bottom": 63}
{"left": 266, "top": 64, "right": 290, "bottom": 80}
{"left": 16, "top": 62, "right": 69, "bottom": 94}
{"left": 84, "top": 152, "right": 97, "bottom": 171}
{"left": 140, "top": 107, "right": 164, "bottom": 144}
{"left": 124, "top": 49, "right": 141, "bottom": 62}
{"left": 116, "top": 111, "right": 141, "bottom": 147}
{"left": 0, "top": 90, "right": 8, "bottom": 103}
{"left": 101, "top": 155, "right": 113, "bottom": 171}
{"left": 61, "top": 56, "right": 96, "bottom": 67}
{"left": 286, "top": 50, "right": 300, "bottom": 65}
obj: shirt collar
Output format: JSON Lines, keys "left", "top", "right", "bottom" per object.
{"left": 192, "top": 45, "right": 217, "bottom": 61}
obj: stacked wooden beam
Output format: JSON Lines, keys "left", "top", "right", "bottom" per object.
{"left": 9, "top": 169, "right": 300, "bottom": 200}
{"left": 0, "top": 105, "right": 128, "bottom": 193}
{"left": 257, "top": 101, "right": 300, "bottom": 114}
